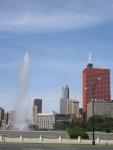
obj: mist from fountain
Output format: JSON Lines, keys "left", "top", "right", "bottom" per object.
{"left": 14, "top": 52, "right": 30, "bottom": 130}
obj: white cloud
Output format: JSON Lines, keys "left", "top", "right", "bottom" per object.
{"left": 0, "top": 0, "right": 112, "bottom": 32}
{"left": 0, "top": 12, "right": 104, "bottom": 31}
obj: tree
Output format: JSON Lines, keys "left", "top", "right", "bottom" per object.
{"left": 86, "top": 115, "right": 113, "bottom": 132}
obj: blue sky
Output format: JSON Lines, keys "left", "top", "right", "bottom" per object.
{"left": 0, "top": 0, "right": 113, "bottom": 114}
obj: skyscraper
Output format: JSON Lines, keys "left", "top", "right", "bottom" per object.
{"left": 60, "top": 85, "right": 69, "bottom": 114}
{"left": 32, "top": 98, "right": 42, "bottom": 124}
{"left": 60, "top": 85, "right": 79, "bottom": 116}
{"left": 62, "top": 85, "right": 69, "bottom": 99}
{"left": 33, "top": 99, "right": 42, "bottom": 113}
{"left": 83, "top": 54, "right": 111, "bottom": 119}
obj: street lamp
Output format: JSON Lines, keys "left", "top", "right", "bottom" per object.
{"left": 92, "top": 77, "right": 101, "bottom": 145}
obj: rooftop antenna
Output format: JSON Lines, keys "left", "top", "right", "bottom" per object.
{"left": 87, "top": 51, "right": 93, "bottom": 68}
{"left": 88, "top": 52, "right": 92, "bottom": 64}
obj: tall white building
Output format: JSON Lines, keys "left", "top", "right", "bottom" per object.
{"left": 62, "top": 85, "right": 69, "bottom": 99}
{"left": 60, "top": 85, "right": 79, "bottom": 115}
{"left": 60, "top": 85, "right": 69, "bottom": 114}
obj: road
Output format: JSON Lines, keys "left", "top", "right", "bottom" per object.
{"left": 0, "top": 143, "right": 113, "bottom": 150}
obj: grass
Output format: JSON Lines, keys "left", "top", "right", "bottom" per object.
{"left": 0, "top": 142, "right": 113, "bottom": 147}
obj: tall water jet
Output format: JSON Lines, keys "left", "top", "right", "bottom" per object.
{"left": 14, "top": 52, "right": 30, "bottom": 130}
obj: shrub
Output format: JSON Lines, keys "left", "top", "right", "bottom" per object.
{"left": 67, "top": 127, "right": 89, "bottom": 139}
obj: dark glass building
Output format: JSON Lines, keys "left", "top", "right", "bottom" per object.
{"left": 33, "top": 98, "right": 42, "bottom": 113}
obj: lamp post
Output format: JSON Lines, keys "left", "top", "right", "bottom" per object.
{"left": 92, "top": 77, "right": 101, "bottom": 145}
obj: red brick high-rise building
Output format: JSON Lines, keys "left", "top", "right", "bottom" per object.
{"left": 83, "top": 54, "right": 111, "bottom": 119}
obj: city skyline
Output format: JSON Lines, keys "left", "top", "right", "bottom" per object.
{"left": 0, "top": 0, "right": 113, "bottom": 114}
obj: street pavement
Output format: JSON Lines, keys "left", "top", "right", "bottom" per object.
{"left": 0, "top": 143, "right": 113, "bottom": 150}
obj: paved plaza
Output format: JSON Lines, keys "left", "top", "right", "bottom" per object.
{"left": 0, "top": 130, "right": 69, "bottom": 139}
{"left": 1, "top": 130, "right": 113, "bottom": 140}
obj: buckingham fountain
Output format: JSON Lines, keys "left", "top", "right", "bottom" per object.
{"left": 14, "top": 52, "right": 30, "bottom": 130}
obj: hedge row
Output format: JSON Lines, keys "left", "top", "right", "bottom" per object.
{"left": 67, "top": 127, "right": 89, "bottom": 139}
